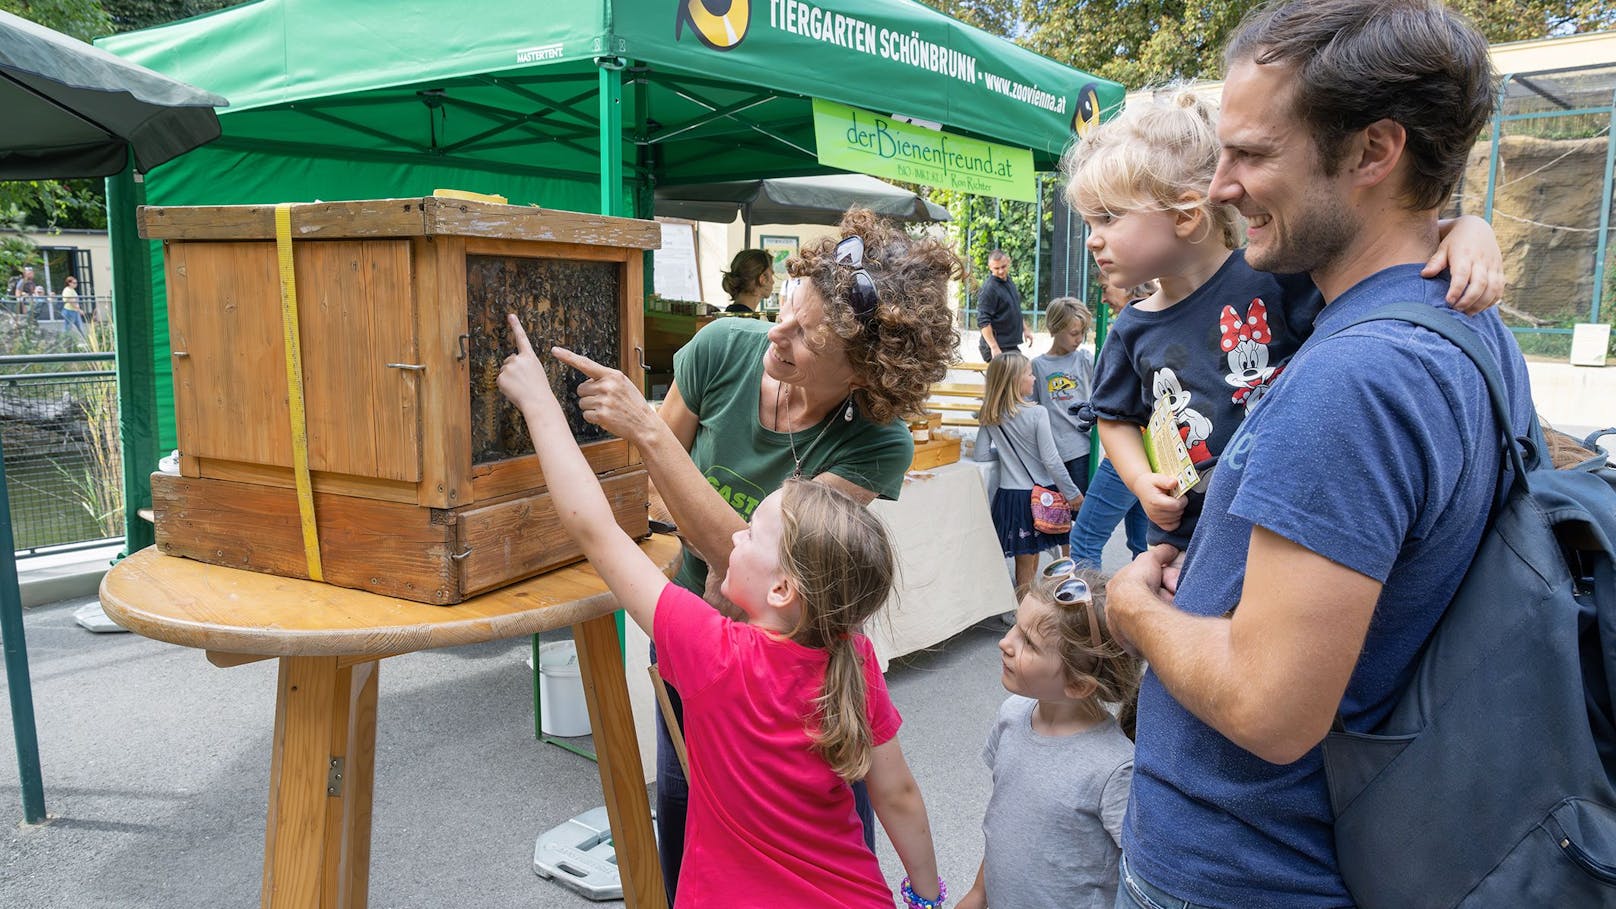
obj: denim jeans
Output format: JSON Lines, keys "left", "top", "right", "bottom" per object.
{"left": 1069, "top": 458, "right": 1148, "bottom": 569}
{"left": 1115, "top": 854, "right": 1219, "bottom": 909}
{"left": 1063, "top": 455, "right": 1093, "bottom": 496}
{"left": 650, "top": 645, "right": 876, "bottom": 903}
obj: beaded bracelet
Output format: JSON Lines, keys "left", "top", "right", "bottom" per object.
{"left": 900, "top": 876, "right": 947, "bottom": 909}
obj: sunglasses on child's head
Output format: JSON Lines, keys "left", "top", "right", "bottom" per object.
{"left": 1040, "top": 558, "right": 1104, "bottom": 651}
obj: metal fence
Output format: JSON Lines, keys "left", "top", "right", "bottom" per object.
{"left": 1454, "top": 61, "right": 1616, "bottom": 358}
{"left": 0, "top": 352, "right": 122, "bottom": 555}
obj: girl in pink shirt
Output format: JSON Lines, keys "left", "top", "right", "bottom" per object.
{"left": 499, "top": 313, "right": 945, "bottom": 909}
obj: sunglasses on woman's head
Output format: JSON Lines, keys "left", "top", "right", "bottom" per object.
{"left": 1040, "top": 558, "right": 1104, "bottom": 650}
{"left": 834, "top": 235, "right": 881, "bottom": 326}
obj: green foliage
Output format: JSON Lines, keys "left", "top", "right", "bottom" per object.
{"left": 930, "top": 181, "right": 1058, "bottom": 324}
{"left": 102, "top": 0, "right": 236, "bottom": 32}
{"left": 925, "top": 0, "right": 1021, "bottom": 36}
{"left": 0, "top": 0, "right": 112, "bottom": 40}
{"left": 0, "top": 234, "right": 39, "bottom": 286}
{"left": 1002, "top": 1, "right": 1616, "bottom": 89}
{"left": 1, "top": 0, "right": 116, "bottom": 230}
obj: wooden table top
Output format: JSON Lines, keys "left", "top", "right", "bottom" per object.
{"left": 100, "top": 537, "right": 681, "bottom": 658}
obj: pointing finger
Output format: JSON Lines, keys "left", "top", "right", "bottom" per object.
{"left": 550, "top": 346, "right": 614, "bottom": 379}
{"left": 505, "top": 313, "right": 535, "bottom": 356}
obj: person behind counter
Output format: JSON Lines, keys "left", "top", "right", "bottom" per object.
{"left": 722, "top": 249, "right": 775, "bottom": 314}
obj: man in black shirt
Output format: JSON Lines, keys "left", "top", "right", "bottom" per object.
{"left": 976, "top": 250, "right": 1031, "bottom": 361}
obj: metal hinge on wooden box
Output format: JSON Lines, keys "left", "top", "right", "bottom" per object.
{"left": 140, "top": 196, "right": 660, "bottom": 604}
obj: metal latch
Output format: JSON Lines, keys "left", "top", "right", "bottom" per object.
{"left": 327, "top": 756, "right": 345, "bottom": 797}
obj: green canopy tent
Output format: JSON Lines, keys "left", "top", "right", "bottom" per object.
{"left": 98, "top": 0, "right": 1121, "bottom": 552}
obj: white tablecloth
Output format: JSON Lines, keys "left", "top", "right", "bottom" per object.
{"left": 867, "top": 459, "right": 1017, "bottom": 668}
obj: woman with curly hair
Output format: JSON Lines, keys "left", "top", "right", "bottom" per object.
{"left": 549, "top": 207, "right": 961, "bottom": 901}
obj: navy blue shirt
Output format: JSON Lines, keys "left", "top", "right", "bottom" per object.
{"left": 1123, "top": 265, "right": 1536, "bottom": 908}
{"left": 976, "top": 275, "right": 1024, "bottom": 352}
{"left": 1089, "top": 250, "right": 1322, "bottom": 546}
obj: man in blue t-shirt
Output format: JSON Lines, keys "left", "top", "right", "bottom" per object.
{"left": 1103, "top": 3, "right": 1536, "bottom": 908}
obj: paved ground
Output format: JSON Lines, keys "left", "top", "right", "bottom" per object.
{"left": 1, "top": 534, "right": 1134, "bottom": 908}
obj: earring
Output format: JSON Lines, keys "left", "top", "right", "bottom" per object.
{"left": 844, "top": 396, "right": 855, "bottom": 422}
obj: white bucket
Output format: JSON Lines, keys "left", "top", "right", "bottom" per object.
{"left": 538, "top": 640, "right": 592, "bottom": 737}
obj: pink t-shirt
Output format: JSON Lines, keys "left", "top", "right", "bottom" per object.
{"left": 653, "top": 583, "right": 902, "bottom": 908}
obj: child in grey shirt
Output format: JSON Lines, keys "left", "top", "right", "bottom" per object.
{"left": 1032, "top": 297, "right": 1096, "bottom": 497}
{"left": 959, "top": 564, "right": 1139, "bottom": 909}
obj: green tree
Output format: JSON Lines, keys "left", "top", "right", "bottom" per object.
{"left": 1, "top": 0, "right": 115, "bottom": 235}
{"left": 101, "top": 0, "right": 235, "bottom": 32}
{"left": 1017, "top": 1, "right": 1616, "bottom": 87}
{"left": 925, "top": 0, "right": 1021, "bottom": 36}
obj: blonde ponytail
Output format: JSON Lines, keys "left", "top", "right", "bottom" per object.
{"left": 777, "top": 479, "right": 896, "bottom": 782}
{"left": 813, "top": 637, "right": 874, "bottom": 781}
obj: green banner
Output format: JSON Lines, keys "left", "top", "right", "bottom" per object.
{"left": 812, "top": 99, "right": 1035, "bottom": 202}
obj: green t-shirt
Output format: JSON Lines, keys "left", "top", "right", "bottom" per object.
{"left": 671, "top": 318, "right": 913, "bottom": 594}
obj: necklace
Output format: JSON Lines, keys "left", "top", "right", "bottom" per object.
{"left": 775, "top": 382, "right": 847, "bottom": 478}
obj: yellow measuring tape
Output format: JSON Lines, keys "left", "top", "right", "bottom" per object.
{"left": 275, "top": 204, "right": 324, "bottom": 581}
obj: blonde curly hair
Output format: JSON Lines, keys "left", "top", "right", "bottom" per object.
{"left": 786, "top": 208, "right": 962, "bottom": 424}
{"left": 1061, "top": 86, "right": 1243, "bottom": 251}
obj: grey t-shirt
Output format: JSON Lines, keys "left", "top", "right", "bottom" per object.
{"left": 973, "top": 405, "right": 1081, "bottom": 501}
{"left": 981, "top": 695, "right": 1133, "bottom": 909}
{"left": 1032, "top": 349, "right": 1095, "bottom": 461}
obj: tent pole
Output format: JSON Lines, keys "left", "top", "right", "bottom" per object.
{"left": 597, "top": 59, "right": 625, "bottom": 218}
{"left": 107, "top": 155, "right": 157, "bottom": 557}
{"left": 1, "top": 432, "right": 44, "bottom": 823}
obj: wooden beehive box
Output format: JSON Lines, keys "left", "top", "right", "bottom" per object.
{"left": 139, "top": 197, "right": 659, "bottom": 604}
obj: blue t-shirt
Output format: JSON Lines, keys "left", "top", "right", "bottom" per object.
{"left": 1123, "top": 266, "right": 1536, "bottom": 908}
{"left": 1089, "top": 250, "right": 1322, "bottom": 547}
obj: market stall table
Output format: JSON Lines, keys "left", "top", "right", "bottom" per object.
{"left": 99, "top": 539, "right": 680, "bottom": 909}
{"left": 867, "top": 459, "right": 1016, "bottom": 666}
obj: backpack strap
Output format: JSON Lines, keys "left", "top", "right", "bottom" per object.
{"left": 1335, "top": 302, "right": 1532, "bottom": 505}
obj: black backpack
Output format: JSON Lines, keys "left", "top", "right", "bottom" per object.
{"left": 1321, "top": 303, "right": 1616, "bottom": 907}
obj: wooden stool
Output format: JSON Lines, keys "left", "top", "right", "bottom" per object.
{"left": 99, "top": 541, "right": 679, "bottom": 909}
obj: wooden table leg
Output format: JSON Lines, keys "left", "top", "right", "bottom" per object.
{"left": 262, "top": 656, "right": 379, "bottom": 909}
{"left": 574, "top": 614, "right": 667, "bottom": 909}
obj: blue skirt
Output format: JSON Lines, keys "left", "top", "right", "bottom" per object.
{"left": 989, "top": 487, "right": 1066, "bottom": 557}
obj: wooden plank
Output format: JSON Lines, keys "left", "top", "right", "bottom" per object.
{"left": 574, "top": 614, "right": 667, "bottom": 909}
{"left": 164, "top": 241, "right": 292, "bottom": 468}
{"left": 207, "top": 650, "right": 273, "bottom": 668}
{"left": 455, "top": 469, "right": 649, "bottom": 597}
{"left": 463, "top": 237, "right": 635, "bottom": 263}
{"left": 942, "top": 414, "right": 980, "bottom": 427}
{"left": 152, "top": 472, "right": 458, "bottom": 604}
{"left": 263, "top": 656, "right": 339, "bottom": 909}
{"left": 415, "top": 236, "right": 472, "bottom": 509}
{"left": 99, "top": 537, "right": 681, "bottom": 657}
{"left": 423, "top": 198, "right": 660, "bottom": 250}
{"left": 622, "top": 249, "right": 646, "bottom": 470}
{"left": 295, "top": 240, "right": 422, "bottom": 484}
{"left": 470, "top": 438, "right": 629, "bottom": 502}
{"left": 926, "top": 401, "right": 980, "bottom": 413}
{"left": 929, "top": 381, "right": 985, "bottom": 396}
{"left": 323, "top": 660, "right": 377, "bottom": 909}
{"left": 198, "top": 459, "right": 419, "bottom": 506}
{"left": 162, "top": 241, "right": 203, "bottom": 478}
{"left": 141, "top": 199, "right": 661, "bottom": 251}
{"left": 143, "top": 200, "right": 428, "bottom": 242}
